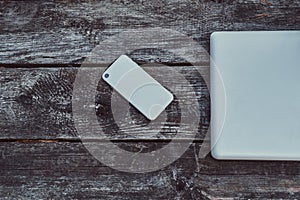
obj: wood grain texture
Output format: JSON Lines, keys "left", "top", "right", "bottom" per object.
{"left": 0, "top": 0, "right": 299, "bottom": 64}
{"left": 1, "top": 0, "right": 300, "bottom": 199}
{"left": 0, "top": 141, "right": 300, "bottom": 199}
{"left": 0, "top": 66, "right": 209, "bottom": 140}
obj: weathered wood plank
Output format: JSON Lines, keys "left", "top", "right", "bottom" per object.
{"left": 0, "top": 0, "right": 299, "bottom": 64}
{"left": 0, "top": 141, "right": 299, "bottom": 199}
{"left": 1, "top": 1, "right": 299, "bottom": 199}
{"left": 0, "top": 66, "right": 209, "bottom": 140}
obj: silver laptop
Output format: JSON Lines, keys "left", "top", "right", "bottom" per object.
{"left": 210, "top": 31, "right": 300, "bottom": 160}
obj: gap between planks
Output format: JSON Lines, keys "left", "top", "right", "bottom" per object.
{"left": 0, "top": 138, "right": 206, "bottom": 143}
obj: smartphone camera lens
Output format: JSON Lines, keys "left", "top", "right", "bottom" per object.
{"left": 104, "top": 73, "right": 109, "bottom": 78}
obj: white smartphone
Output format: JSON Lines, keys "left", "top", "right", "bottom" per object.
{"left": 102, "top": 55, "right": 173, "bottom": 120}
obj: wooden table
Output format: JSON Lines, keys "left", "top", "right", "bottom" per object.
{"left": 0, "top": 0, "right": 300, "bottom": 199}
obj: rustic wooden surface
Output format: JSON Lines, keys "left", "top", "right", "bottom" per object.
{"left": 0, "top": 0, "right": 300, "bottom": 199}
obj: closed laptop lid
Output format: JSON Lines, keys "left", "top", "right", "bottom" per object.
{"left": 210, "top": 31, "right": 300, "bottom": 160}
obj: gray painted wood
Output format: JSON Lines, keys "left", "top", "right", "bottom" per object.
{"left": 1, "top": 0, "right": 300, "bottom": 199}
{"left": 0, "top": 141, "right": 299, "bottom": 199}
{"left": 0, "top": 66, "right": 209, "bottom": 140}
{"left": 0, "top": 0, "right": 299, "bottom": 64}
